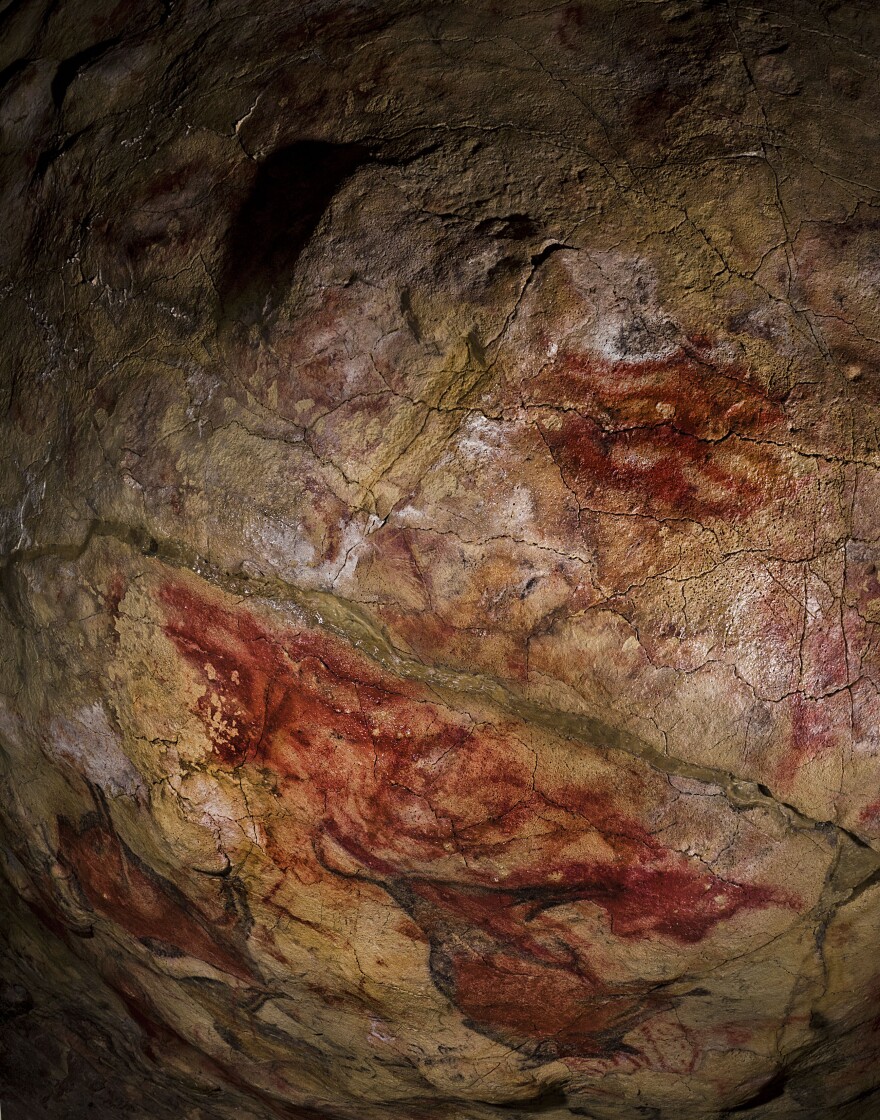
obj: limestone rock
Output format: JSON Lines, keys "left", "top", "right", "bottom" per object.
{"left": 2, "top": 1, "right": 880, "bottom": 1117}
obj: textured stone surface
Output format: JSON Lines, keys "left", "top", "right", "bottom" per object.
{"left": 2, "top": 1, "right": 880, "bottom": 1117}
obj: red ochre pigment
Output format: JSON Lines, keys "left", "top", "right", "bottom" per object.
{"left": 158, "top": 580, "right": 795, "bottom": 1057}
{"left": 57, "top": 813, "right": 255, "bottom": 983}
{"left": 530, "top": 346, "right": 795, "bottom": 524}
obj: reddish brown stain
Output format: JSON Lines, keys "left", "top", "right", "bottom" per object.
{"left": 859, "top": 798, "right": 880, "bottom": 827}
{"left": 24, "top": 895, "right": 74, "bottom": 944}
{"left": 160, "top": 580, "right": 795, "bottom": 1057}
{"left": 531, "top": 347, "right": 794, "bottom": 524}
{"left": 104, "top": 965, "right": 336, "bottom": 1120}
{"left": 91, "top": 379, "right": 119, "bottom": 417}
{"left": 532, "top": 346, "right": 782, "bottom": 437}
{"left": 57, "top": 814, "right": 255, "bottom": 983}
{"left": 91, "top": 0, "right": 142, "bottom": 35}
{"left": 105, "top": 572, "right": 127, "bottom": 642}
{"left": 105, "top": 965, "right": 195, "bottom": 1061}
{"left": 556, "top": 4, "right": 586, "bottom": 49}
{"left": 776, "top": 692, "right": 848, "bottom": 787}
{"left": 449, "top": 950, "right": 641, "bottom": 1059}
{"left": 540, "top": 414, "right": 774, "bottom": 522}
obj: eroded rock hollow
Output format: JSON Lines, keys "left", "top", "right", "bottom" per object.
{"left": 2, "top": 1, "right": 880, "bottom": 1117}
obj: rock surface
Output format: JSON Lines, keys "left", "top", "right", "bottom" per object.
{"left": 2, "top": 1, "right": 880, "bottom": 1117}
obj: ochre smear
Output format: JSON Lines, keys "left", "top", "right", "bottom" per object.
{"left": 161, "top": 580, "right": 794, "bottom": 1058}
{"left": 57, "top": 813, "right": 256, "bottom": 983}
{"left": 530, "top": 346, "right": 795, "bottom": 524}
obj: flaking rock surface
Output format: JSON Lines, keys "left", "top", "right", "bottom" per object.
{"left": 2, "top": 1, "right": 880, "bottom": 1118}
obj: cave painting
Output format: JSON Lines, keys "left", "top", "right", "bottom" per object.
{"left": 157, "top": 579, "right": 794, "bottom": 1060}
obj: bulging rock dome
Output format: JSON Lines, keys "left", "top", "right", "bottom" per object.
{"left": 2, "top": 1, "right": 880, "bottom": 1117}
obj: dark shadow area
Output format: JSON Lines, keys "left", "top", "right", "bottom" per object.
{"left": 727, "top": 1070, "right": 789, "bottom": 1112}
{"left": 495, "top": 1087, "right": 569, "bottom": 1112}
{"left": 51, "top": 39, "right": 119, "bottom": 108}
{"left": 217, "top": 139, "right": 372, "bottom": 330}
